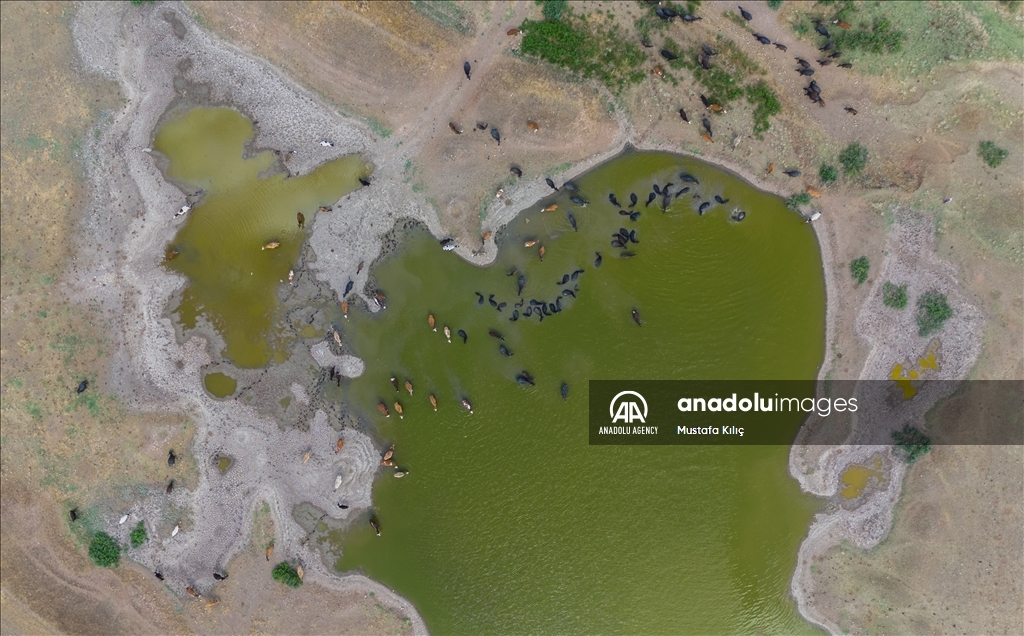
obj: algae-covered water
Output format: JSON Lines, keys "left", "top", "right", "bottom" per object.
{"left": 332, "top": 150, "right": 827, "bottom": 634}
{"left": 155, "top": 107, "right": 367, "bottom": 367}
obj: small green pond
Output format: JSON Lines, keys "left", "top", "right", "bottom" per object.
{"left": 203, "top": 372, "right": 237, "bottom": 398}
{"left": 155, "top": 107, "right": 368, "bottom": 368}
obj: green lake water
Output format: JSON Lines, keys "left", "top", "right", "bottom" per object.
{"left": 331, "top": 151, "right": 827, "bottom": 634}
{"left": 155, "top": 107, "right": 368, "bottom": 367}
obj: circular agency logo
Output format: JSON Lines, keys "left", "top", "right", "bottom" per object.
{"left": 609, "top": 390, "right": 648, "bottom": 424}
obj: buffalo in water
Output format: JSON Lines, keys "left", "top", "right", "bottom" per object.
{"left": 715, "top": 195, "right": 729, "bottom": 204}
{"left": 563, "top": 181, "right": 579, "bottom": 192}
{"left": 569, "top": 195, "right": 588, "bottom": 206}
{"left": 475, "top": 291, "right": 484, "bottom": 305}
{"left": 629, "top": 193, "right": 638, "bottom": 207}
{"left": 632, "top": 309, "right": 642, "bottom": 326}
{"left": 561, "top": 383, "right": 569, "bottom": 401}
{"left": 488, "top": 294, "right": 497, "bottom": 308}
{"left": 594, "top": 252, "right": 602, "bottom": 267}
{"left": 517, "top": 274, "right": 526, "bottom": 296}
{"left": 698, "top": 201, "right": 711, "bottom": 215}
{"left": 458, "top": 329, "right": 468, "bottom": 343}
{"left": 645, "top": 192, "right": 657, "bottom": 206}
{"left": 609, "top": 193, "right": 620, "bottom": 207}
{"left": 630, "top": 211, "right": 641, "bottom": 221}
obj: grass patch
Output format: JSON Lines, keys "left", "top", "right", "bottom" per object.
{"left": 89, "top": 532, "right": 120, "bottom": 567}
{"left": 365, "top": 117, "right": 392, "bottom": 139}
{"left": 916, "top": 290, "right": 952, "bottom": 336}
{"left": 833, "top": 17, "right": 905, "bottom": 54}
{"left": 819, "top": 164, "right": 838, "bottom": 183}
{"left": 271, "top": 561, "right": 303, "bottom": 588}
{"left": 410, "top": 1, "right": 473, "bottom": 35}
{"left": 850, "top": 256, "right": 869, "bottom": 285}
{"left": 790, "top": 1, "right": 1024, "bottom": 77}
{"left": 767, "top": 0, "right": 783, "bottom": 9}
{"left": 892, "top": 424, "right": 931, "bottom": 464}
{"left": 882, "top": 282, "right": 908, "bottom": 309}
{"left": 744, "top": 81, "right": 782, "bottom": 137}
{"left": 839, "top": 142, "right": 868, "bottom": 175}
{"left": 520, "top": 7, "right": 646, "bottom": 94}
{"left": 129, "top": 521, "right": 148, "bottom": 548}
{"left": 978, "top": 141, "right": 1009, "bottom": 168}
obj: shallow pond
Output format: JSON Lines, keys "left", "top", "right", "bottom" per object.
{"left": 156, "top": 107, "right": 368, "bottom": 368}
{"left": 330, "top": 150, "right": 827, "bottom": 634}
{"left": 203, "top": 371, "right": 237, "bottom": 398}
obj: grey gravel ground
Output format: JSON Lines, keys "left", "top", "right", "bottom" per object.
{"left": 789, "top": 211, "right": 983, "bottom": 634}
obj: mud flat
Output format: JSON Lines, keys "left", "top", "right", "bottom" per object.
{"left": 69, "top": 3, "right": 427, "bottom": 630}
{"left": 788, "top": 212, "right": 985, "bottom": 634}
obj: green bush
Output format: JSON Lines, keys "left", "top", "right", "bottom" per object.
{"left": 89, "top": 532, "right": 121, "bottom": 567}
{"left": 767, "top": 0, "right": 783, "bottom": 9}
{"left": 978, "top": 141, "right": 1008, "bottom": 168}
{"left": 745, "top": 81, "right": 782, "bottom": 137}
{"left": 916, "top": 290, "right": 952, "bottom": 336}
{"left": 892, "top": 424, "right": 931, "bottom": 464}
{"left": 272, "top": 562, "right": 303, "bottom": 588}
{"left": 819, "top": 164, "right": 838, "bottom": 183}
{"left": 838, "top": 142, "right": 868, "bottom": 175}
{"left": 130, "top": 521, "right": 148, "bottom": 548}
{"left": 882, "top": 282, "right": 908, "bottom": 309}
{"left": 850, "top": 256, "right": 869, "bottom": 285}
{"left": 785, "top": 192, "right": 812, "bottom": 211}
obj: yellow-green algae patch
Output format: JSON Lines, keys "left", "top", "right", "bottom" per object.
{"left": 156, "top": 107, "right": 367, "bottom": 367}
{"left": 841, "top": 458, "right": 886, "bottom": 499}
{"left": 203, "top": 371, "right": 237, "bottom": 398}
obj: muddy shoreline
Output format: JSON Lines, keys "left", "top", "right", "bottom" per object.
{"left": 66, "top": 3, "right": 988, "bottom": 635}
